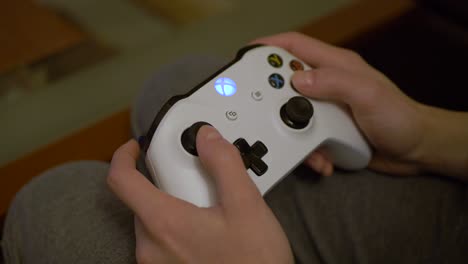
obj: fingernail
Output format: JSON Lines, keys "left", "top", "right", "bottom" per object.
{"left": 203, "top": 126, "right": 222, "bottom": 141}
{"left": 292, "top": 71, "right": 314, "bottom": 90}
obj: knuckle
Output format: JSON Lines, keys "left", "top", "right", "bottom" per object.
{"left": 149, "top": 226, "right": 171, "bottom": 245}
{"left": 314, "top": 68, "right": 335, "bottom": 87}
{"left": 286, "top": 31, "right": 304, "bottom": 39}
{"left": 106, "top": 145, "right": 134, "bottom": 189}
{"left": 341, "top": 49, "right": 363, "bottom": 63}
{"left": 106, "top": 167, "right": 120, "bottom": 189}
{"left": 145, "top": 216, "right": 182, "bottom": 243}
{"left": 314, "top": 68, "right": 355, "bottom": 100}
{"left": 207, "top": 140, "right": 238, "bottom": 158}
{"left": 106, "top": 162, "right": 125, "bottom": 188}
{"left": 351, "top": 78, "right": 382, "bottom": 109}
{"left": 221, "top": 142, "right": 242, "bottom": 160}
{"left": 362, "top": 79, "right": 383, "bottom": 102}
{"left": 210, "top": 141, "right": 245, "bottom": 169}
{"left": 280, "top": 31, "right": 309, "bottom": 47}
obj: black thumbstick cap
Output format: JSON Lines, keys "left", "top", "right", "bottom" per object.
{"left": 281, "top": 96, "right": 314, "bottom": 129}
{"left": 181, "top": 122, "right": 212, "bottom": 156}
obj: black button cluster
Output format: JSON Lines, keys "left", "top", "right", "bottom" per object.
{"left": 234, "top": 138, "right": 269, "bottom": 176}
{"left": 267, "top": 54, "right": 304, "bottom": 89}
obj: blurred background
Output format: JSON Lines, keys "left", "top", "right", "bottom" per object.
{"left": 2, "top": 0, "right": 468, "bottom": 248}
{"left": 0, "top": 0, "right": 352, "bottom": 168}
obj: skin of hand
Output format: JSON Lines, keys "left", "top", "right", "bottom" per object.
{"left": 253, "top": 32, "right": 468, "bottom": 179}
{"left": 107, "top": 126, "right": 294, "bottom": 264}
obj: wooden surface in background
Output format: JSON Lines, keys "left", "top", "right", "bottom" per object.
{"left": 0, "top": 0, "right": 414, "bottom": 219}
{"left": 0, "top": 0, "right": 85, "bottom": 73}
{"left": 299, "top": 0, "right": 414, "bottom": 43}
{"left": 133, "top": 0, "right": 230, "bottom": 25}
{"left": 0, "top": 110, "right": 131, "bottom": 217}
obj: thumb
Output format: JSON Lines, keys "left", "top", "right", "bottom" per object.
{"left": 196, "top": 125, "right": 262, "bottom": 209}
{"left": 292, "top": 68, "right": 377, "bottom": 112}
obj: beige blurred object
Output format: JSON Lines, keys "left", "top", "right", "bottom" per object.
{"left": 0, "top": 66, "right": 47, "bottom": 105}
{"left": 134, "top": 0, "right": 232, "bottom": 25}
{"left": 0, "top": 0, "right": 86, "bottom": 74}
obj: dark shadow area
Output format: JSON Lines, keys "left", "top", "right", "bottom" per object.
{"left": 344, "top": 2, "right": 468, "bottom": 111}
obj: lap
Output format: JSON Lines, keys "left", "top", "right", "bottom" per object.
{"left": 2, "top": 161, "right": 136, "bottom": 264}
{"left": 266, "top": 166, "right": 468, "bottom": 263}
{"left": 3, "top": 161, "right": 467, "bottom": 263}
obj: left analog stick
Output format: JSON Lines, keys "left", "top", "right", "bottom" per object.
{"left": 181, "top": 122, "right": 211, "bottom": 156}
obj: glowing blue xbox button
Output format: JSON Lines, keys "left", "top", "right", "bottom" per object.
{"left": 215, "top": 77, "right": 237, "bottom": 97}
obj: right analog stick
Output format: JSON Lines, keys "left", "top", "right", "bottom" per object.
{"left": 281, "top": 96, "right": 314, "bottom": 129}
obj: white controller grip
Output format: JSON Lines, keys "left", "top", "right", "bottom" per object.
{"left": 312, "top": 102, "right": 372, "bottom": 169}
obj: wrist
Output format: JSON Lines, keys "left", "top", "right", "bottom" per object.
{"left": 412, "top": 104, "right": 468, "bottom": 180}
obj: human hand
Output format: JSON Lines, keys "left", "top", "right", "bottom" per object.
{"left": 252, "top": 32, "right": 428, "bottom": 176}
{"left": 107, "top": 126, "right": 293, "bottom": 263}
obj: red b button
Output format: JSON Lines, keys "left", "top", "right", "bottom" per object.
{"left": 290, "top": 60, "right": 304, "bottom": 71}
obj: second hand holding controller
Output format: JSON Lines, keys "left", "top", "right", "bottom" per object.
{"left": 142, "top": 45, "right": 372, "bottom": 207}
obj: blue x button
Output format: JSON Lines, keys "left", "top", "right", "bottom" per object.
{"left": 268, "top": 73, "right": 284, "bottom": 89}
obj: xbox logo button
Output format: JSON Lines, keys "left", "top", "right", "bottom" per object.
{"left": 215, "top": 77, "right": 237, "bottom": 97}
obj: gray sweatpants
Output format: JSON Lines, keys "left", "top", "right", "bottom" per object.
{"left": 2, "top": 55, "right": 468, "bottom": 263}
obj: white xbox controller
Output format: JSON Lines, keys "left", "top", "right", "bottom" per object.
{"left": 142, "top": 45, "right": 372, "bottom": 207}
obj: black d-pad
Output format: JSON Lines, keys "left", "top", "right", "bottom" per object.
{"left": 233, "top": 138, "right": 268, "bottom": 176}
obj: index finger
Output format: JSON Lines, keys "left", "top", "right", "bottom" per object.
{"left": 250, "top": 32, "right": 346, "bottom": 67}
